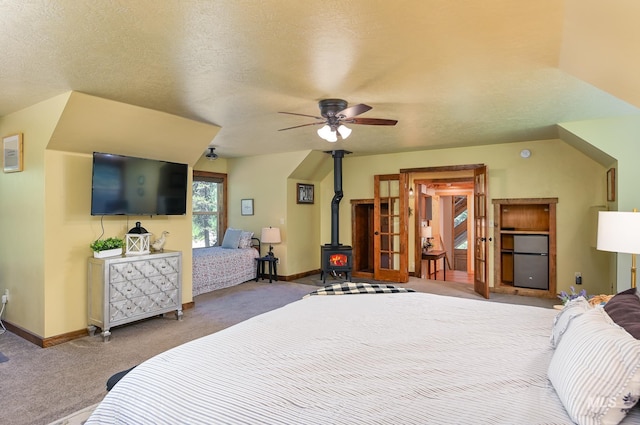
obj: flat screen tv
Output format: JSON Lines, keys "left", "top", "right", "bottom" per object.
{"left": 91, "top": 152, "right": 188, "bottom": 216}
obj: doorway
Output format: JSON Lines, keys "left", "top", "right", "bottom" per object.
{"left": 351, "top": 164, "right": 488, "bottom": 297}
{"left": 412, "top": 177, "right": 475, "bottom": 285}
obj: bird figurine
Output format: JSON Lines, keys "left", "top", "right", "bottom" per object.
{"left": 151, "top": 231, "right": 169, "bottom": 252}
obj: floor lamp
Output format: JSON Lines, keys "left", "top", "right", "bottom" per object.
{"left": 596, "top": 211, "right": 640, "bottom": 288}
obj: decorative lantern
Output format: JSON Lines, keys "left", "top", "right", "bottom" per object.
{"left": 126, "top": 222, "right": 151, "bottom": 255}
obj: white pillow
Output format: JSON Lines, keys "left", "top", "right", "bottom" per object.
{"left": 550, "top": 296, "right": 592, "bottom": 349}
{"left": 238, "top": 231, "right": 254, "bottom": 249}
{"left": 221, "top": 228, "right": 242, "bottom": 249}
{"left": 548, "top": 307, "right": 640, "bottom": 425}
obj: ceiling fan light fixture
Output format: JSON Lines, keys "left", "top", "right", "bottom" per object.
{"left": 326, "top": 130, "right": 338, "bottom": 142}
{"left": 337, "top": 124, "right": 351, "bottom": 139}
{"left": 317, "top": 125, "right": 332, "bottom": 140}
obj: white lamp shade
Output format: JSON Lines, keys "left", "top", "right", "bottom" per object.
{"left": 317, "top": 125, "right": 331, "bottom": 139}
{"left": 421, "top": 226, "right": 432, "bottom": 238}
{"left": 597, "top": 211, "right": 640, "bottom": 254}
{"left": 337, "top": 124, "right": 352, "bottom": 139}
{"left": 261, "top": 227, "right": 281, "bottom": 244}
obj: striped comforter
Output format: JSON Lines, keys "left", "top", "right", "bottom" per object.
{"left": 86, "top": 292, "right": 640, "bottom": 424}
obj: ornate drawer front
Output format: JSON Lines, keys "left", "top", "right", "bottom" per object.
{"left": 109, "top": 274, "right": 179, "bottom": 302}
{"left": 110, "top": 289, "right": 179, "bottom": 323}
{"left": 109, "top": 263, "right": 145, "bottom": 283}
{"left": 140, "top": 257, "right": 180, "bottom": 277}
{"left": 110, "top": 280, "right": 146, "bottom": 302}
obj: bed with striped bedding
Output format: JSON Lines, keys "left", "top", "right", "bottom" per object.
{"left": 86, "top": 290, "right": 640, "bottom": 424}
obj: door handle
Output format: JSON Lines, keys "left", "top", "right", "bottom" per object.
{"left": 374, "top": 231, "right": 379, "bottom": 235}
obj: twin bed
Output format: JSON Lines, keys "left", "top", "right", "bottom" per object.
{"left": 87, "top": 283, "right": 640, "bottom": 424}
{"left": 192, "top": 230, "right": 260, "bottom": 296}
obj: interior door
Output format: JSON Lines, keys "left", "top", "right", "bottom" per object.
{"left": 473, "top": 166, "right": 489, "bottom": 298}
{"left": 374, "top": 174, "right": 409, "bottom": 283}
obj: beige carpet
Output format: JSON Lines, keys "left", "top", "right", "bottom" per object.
{"left": 1, "top": 276, "right": 555, "bottom": 425}
{"left": 47, "top": 403, "right": 99, "bottom": 425}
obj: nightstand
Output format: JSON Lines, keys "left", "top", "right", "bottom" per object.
{"left": 255, "top": 256, "right": 278, "bottom": 283}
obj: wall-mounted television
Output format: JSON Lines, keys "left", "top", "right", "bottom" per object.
{"left": 91, "top": 152, "right": 188, "bottom": 216}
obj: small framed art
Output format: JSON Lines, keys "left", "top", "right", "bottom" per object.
{"left": 241, "top": 198, "right": 254, "bottom": 216}
{"left": 3, "top": 133, "right": 23, "bottom": 173}
{"left": 607, "top": 168, "right": 615, "bottom": 202}
{"left": 297, "top": 183, "right": 314, "bottom": 204}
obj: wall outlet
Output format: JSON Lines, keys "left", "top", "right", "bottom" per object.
{"left": 1, "top": 294, "right": 7, "bottom": 304}
{"left": 575, "top": 272, "right": 582, "bottom": 285}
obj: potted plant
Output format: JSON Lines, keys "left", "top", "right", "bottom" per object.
{"left": 90, "top": 237, "right": 124, "bottom": 258}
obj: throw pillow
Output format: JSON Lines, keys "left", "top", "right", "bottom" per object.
{"left": 550, "top": 296, "right": 591, "bottom": 349}
{"left": 221, "top": 228, "right": 242, "bottom": 249}
{"left": 238, "top": 231, "right": 254, "bottom": 249}
{"left": 604, "top": 288, "right": 640, "bottom": 339}
{"left": 548, "top": 307, "right": 640, "bottom": 425}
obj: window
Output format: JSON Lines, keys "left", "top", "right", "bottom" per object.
{"left": 192, "top": 171, "right": 227, "bottom": 248}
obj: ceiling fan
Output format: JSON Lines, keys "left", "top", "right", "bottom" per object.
{"left": 278, "top": 99, "right": 398, "bottom": 142}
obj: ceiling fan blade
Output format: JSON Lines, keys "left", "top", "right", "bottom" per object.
{"left": 279, "top": 111, "right": 324, "bottom": 120}
{"left": 348, "top": 117, "right": 398, "bottom": 126}
{"left": 278, "top": 121, "right": 325, "bottom": 131}
{"left": 337, "top": 103, "right": 372, "bottom": 118}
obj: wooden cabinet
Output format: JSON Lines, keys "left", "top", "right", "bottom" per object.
{"left": 492, "top": 198, "right": 557, "bottom": 298}
{"left": 87, "top": 251, "right": 183, "bottom": 341}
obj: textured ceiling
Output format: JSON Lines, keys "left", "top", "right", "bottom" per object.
{"left": 0, "top": 0, "right": 638, "bottom": 158}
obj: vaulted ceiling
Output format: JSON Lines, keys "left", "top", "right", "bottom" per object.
{"left": 1, "top": 1, "right": 639, "bottom": 158}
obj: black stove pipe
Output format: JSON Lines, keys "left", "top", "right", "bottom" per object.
{"left": 326, "top": 150, "right": 351, "bottom": 247}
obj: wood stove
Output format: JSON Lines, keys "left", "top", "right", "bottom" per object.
{"left": 320, "top": 150, "right": 353, "bottom": 283}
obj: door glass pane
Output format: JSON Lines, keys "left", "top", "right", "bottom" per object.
{"left": 380, "top": 182, "right": 389, "bottom": 197}
{"left": 389, "top": 180, "right": 400, "bottom": 197}
{"left": 378, "top": 178, "right": 401, "bottom": 272}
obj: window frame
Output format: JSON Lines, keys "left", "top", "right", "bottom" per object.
{"left": 192, "top": 170, "right": 227, "bottom": 248}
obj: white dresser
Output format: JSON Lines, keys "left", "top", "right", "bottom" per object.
{"left": 87, "top": 250, "right": 182, "bottom": 341}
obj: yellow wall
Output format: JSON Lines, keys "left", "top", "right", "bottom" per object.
{"left": 225, "top": 151, "right": 314, "bottom": 274}
{"left": 560, "top": 115, "right": 640, "bottom": 292}
{"left": 320, "top": 139, "right": 612, "bottom": 296}
{"left": 42, "top": 150, "right": 194, "bottom": 337}
{"left": 0, "top": 93, "right": 218, "bottom": 340}
{"left": 0, "top": 93, "right": 70, "bottom": 335}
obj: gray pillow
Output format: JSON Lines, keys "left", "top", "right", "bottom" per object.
{"left": 221, "top": 229, "right": 242, "bottom": 249}
{"left": 604, "top": 288, "right": 640, "bottom": 339}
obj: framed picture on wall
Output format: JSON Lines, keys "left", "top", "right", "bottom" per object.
{"left": 607, "top": 168, "right": 615, "bottom": 202}
{"left": 297, "top": 183, "right": 314, "bottom": 204}
{"left": 3, "top": 133, "right": 23, "bottom": 173}
{"left": 241, "top": 198, "right": 254, "bottom": 216}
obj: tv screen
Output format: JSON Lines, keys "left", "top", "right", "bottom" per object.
{"left": 91, "top": 152, "right": 188, "bottom": 216}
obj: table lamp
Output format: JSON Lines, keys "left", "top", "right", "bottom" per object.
{"left": 421, "top": 225, "right": 433, "bottom": 251}
{"left": 597, "top": 210, "right": 640, "bottom": 288}
{"left": 261, "top": 227, "right": 281, "bottom": 257}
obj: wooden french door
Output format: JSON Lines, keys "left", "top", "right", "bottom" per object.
{"left": 374, "top": 174, "right": 409, "bottom": 283}
{"left": 473, "top": 166, "right": 489, "bottom": 298}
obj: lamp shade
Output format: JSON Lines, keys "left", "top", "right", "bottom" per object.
{"left": 337, "top": 124, "right": 352, "bottom": 139}
{"left": 597, "top": 211, "right": 640, "bottom": 254}
{"left": 421, "top": 226, "right": 432, "bottom": 238}
{"left": 261, "top": 227, "right": 281, "bottom": 244}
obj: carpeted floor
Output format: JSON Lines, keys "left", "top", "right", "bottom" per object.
{"left": 0, "top": 275, "right": 555, "bottom": 425}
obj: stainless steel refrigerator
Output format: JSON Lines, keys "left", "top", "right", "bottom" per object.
{"left": 513, "top": 234, "right": 549, "bottom": 290}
